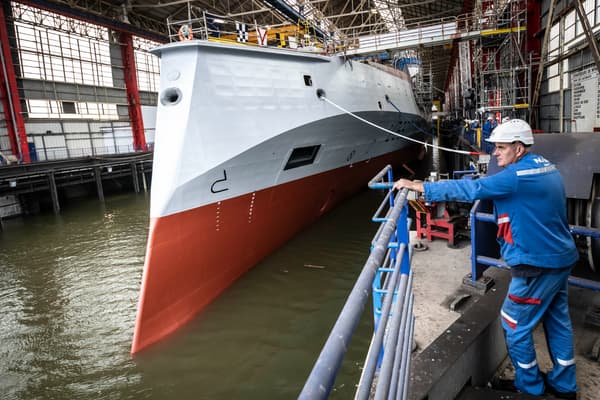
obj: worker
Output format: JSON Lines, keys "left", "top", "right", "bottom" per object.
{"left": 393, "top": 119, "right": 578, "bottom": 399}
{"left": 482, "top": 115, "right": 494, "bottom": 153}
{"left": 469, "top": 119, "right": 480, "bottom": 145}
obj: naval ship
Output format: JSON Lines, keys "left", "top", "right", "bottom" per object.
{"left": 132, "top": 18, "right": 428, "bottom": 353}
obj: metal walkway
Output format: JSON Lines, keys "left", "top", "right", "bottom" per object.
{"left": 345, "top": 13, "right": 523, "bottom": 56}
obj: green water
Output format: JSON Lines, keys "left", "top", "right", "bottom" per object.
{"left": 0, "top": 190, "right": 384, "bottom": 399}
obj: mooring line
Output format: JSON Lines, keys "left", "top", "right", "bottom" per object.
{"left": 318, "top": 94, "right": 482, "bottom": 156}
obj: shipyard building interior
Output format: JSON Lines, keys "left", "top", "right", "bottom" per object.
{"left": 1, "top": 0, "right": 600, "bottom": 399}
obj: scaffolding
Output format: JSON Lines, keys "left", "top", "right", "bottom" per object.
{"left": 473, "top": 0, "right": 530, "bottom": 120}
{"left": 413, "top": 64, "right": 433, "bottom": 115}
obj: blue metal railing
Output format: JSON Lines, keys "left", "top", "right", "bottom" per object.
{"left": 300, "top": 165, "right": 415, "bottom": 399}
{"left": 469, "top": 199, "right": 600, "bottom": 291}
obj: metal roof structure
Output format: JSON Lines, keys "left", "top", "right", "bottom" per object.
{"left": 21, "top": 0, "right": 475, "bottom": 97}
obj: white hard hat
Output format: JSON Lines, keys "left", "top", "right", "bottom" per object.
{"left": 485, "top": 118, "right": 534, "bottom": 145}
{"left": 487, "top": 116, "right": 493, "bottom": 120}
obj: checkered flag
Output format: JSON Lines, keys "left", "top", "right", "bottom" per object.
{"left": 236, "top": 22, "right": 248, "bottom": 43}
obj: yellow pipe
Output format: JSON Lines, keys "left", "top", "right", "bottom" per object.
{"left": 481, "top": 26, "right": 526, "bottom": 36}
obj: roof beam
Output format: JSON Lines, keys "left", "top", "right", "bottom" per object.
{"left": 16, "top": 0, "right": 168, "bottom": 40}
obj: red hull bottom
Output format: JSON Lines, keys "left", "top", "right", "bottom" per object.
{"left": 131, "top": 147, "right": 419, "bottom": 353}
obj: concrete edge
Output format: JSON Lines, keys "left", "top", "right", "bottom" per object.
{"left": 409, "top": 268, "right": 511, "bottom": 400}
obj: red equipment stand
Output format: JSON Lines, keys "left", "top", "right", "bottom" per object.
{"left": 413, "top": 201, "right": 457, "bottom": 246}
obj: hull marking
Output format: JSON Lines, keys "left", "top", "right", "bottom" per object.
{"left": 211, "top": 170, "right": 230, "bottom": 194}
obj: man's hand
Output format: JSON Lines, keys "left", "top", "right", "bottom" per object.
{"left": 393, "top": 179, "right": 424, "bottom": 193}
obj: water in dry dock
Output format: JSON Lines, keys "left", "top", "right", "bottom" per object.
{"left": 0, "top": 190, "right": 386, "bottom": 400}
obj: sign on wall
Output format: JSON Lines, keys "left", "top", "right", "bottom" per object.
{"left": 571, "top": 66, "right": 600, "bottom": 132}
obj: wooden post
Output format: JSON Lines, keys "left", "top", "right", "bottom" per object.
{"left": 94, "top": 166, "right": 104, "bottom": 202}
{"left": 131, "top": 162, "right": 140, "bottom": 193}
{"left": 140, "top": 162, "right": 148, "bottom": 192}
{"left": 48, "top": 171, "right": 60, "bottom": 214}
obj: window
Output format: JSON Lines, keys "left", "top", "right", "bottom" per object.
{"left": 548, "top": 23, "right": 560, "bottom": 63}
{"left": 584, "top": 0, "right": 595, "bottom": 25}
{"left": 564, "top": 11, "right": 575, "bottom": 44}
{"left": 547, "top": 63, "right": 560, "bottom": 93}
{"left": 62, "top": 101, "right": 76, "bottom": 114}
{"left": 134, "top": 37, "right": 161, "bottom": 92}
{"left": 562, "top": 60, "right": 569, "bottom": 89}
{"left": 12, "top": 3, "right": 112, "bottom": 87}
{"left": 26, "top": 99, "right": 118, "bottom": 119}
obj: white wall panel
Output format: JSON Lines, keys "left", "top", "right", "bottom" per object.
{"left": 62, "top": 122, "right": 89, "bottom": 133}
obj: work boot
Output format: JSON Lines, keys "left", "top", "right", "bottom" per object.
{"left": 489, "top": 376, "right": 519, "bottom": 392}
{"left": 542, "top": 372, "right": 577, "bottom": 399}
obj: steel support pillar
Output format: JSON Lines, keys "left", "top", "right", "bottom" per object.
{"left": 120, "top": 32, "right": 147, "bottom": 152}
{"left": 0, "top": 0, "right": 30, "bottom": 162}
{"left": 47, "top": 171, "right": 60, "bottom": 214}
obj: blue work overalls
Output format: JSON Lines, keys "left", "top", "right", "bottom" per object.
{"left": 424, "top": 152, "right": 579, "bottom": 395}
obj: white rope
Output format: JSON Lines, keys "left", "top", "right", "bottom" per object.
{"left": 319, "top": 95, "right": 481, "bottom": 156}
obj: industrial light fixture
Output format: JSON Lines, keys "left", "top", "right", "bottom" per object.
{"left": 107, "top": 166, "right": 113, "bottom": 173}
{"left": 212, "top": 18, "right": 225, "bottom": 24}
{"left": 9, "top": 180, "right": 16, "bottom": 187}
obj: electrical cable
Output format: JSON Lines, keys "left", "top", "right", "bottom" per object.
{"left": 318, "top": 92, "right": 483, "bottom": 156}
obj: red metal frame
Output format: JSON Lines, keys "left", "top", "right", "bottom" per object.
{"left": 120, "top": 32, "right": 147, "bottom": 152}
{"left": 415, "top": 202, "right": 456, "bottom": 246}
{"left": 0, "top": 1, "right": 30, "bottom": 162}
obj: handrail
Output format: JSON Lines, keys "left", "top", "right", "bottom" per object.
{"left": 166, "top": 10, "right": 339, "bottom": 53}
{"left": 469, "top": 199, "right": 600, "bottom": 291}
{"left": 356, "top": 245, "right": 407, "bottom": 400}
{"left": 300, "top": 165, "right": 414, "bottom": 399}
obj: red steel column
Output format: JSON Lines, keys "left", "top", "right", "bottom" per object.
{"left": 120, "top": 32, "right": 147, "bottom": 152}
{"left": 0, "top": 1, "right": 30, "bottom": 162}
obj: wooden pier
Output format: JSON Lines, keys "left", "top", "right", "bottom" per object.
{"left": 0, "top": 152, "right": 153, "bottom": 216}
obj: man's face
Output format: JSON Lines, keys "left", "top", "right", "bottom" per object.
{"left": 493, "top": 142, "right": 521, "bottom": 167}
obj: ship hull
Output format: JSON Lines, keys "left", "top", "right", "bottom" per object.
{"left": 132, "top": 40, "right": 427, "bottom": 353}
{"left": 132, "top": 146, "right": 419, "bottom": 353}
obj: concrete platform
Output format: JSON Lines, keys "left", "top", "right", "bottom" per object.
{"left": 407, "top": 233, "right": 600, "bottom": 400}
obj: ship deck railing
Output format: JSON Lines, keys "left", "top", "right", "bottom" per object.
{"left": 300, "top": 165, "right": 415, "bottom": 400}
{"left": 166, "top": 11, "right": 341, "bottom": 54}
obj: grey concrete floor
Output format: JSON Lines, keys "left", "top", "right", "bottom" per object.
{"left": 409, "top": 232, "right": 600, "bottom": 400}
